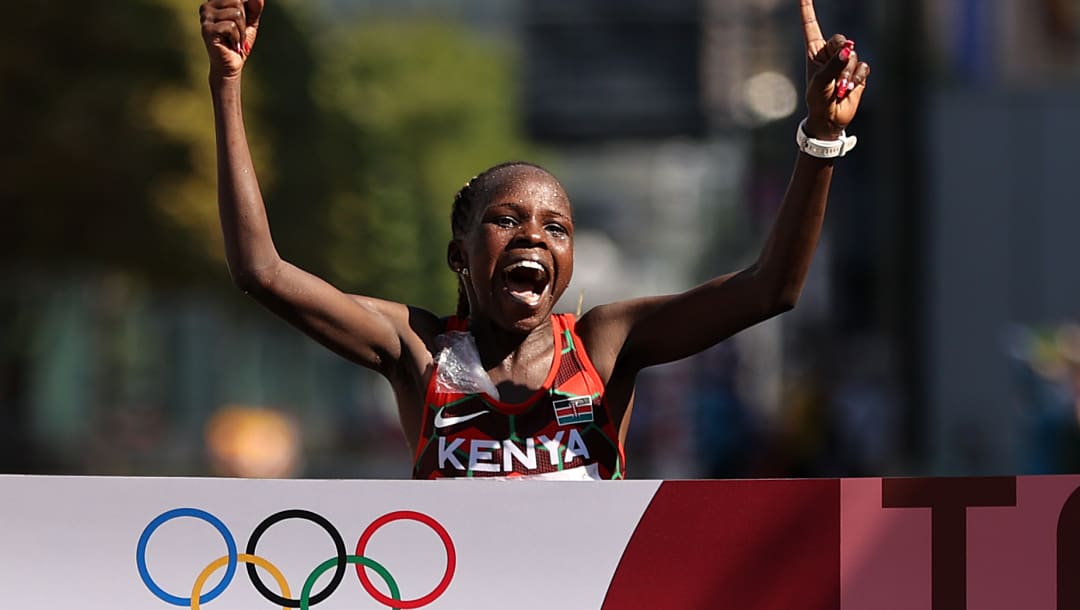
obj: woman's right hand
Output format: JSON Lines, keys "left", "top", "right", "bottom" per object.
{"left": 200, "top": 0, "right": 264, "bottom": 81}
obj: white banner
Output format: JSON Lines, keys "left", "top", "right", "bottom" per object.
{"left": 0, "top": 475, "right": 658, "bottom": 610}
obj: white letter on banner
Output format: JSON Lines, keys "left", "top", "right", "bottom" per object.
{"left": 469, "top": 440, "right": 501, "bottom": 472}
{"left": 564, "top": 428, "right": 591, "bottom": 462}
{"left": 502, "top": 438, "right": 537, "bottom": 471}
{"left": 438, "top": 437, "right": 465, "bottom": 470}
{"left": 537, "top": 431, "right": 565, "bottom": 466}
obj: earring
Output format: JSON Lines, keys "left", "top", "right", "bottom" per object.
{"left": 461, "top": 268, "right": 470, "bottom": 277}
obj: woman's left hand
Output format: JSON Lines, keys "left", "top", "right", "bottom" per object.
{"left": 800, "top": 0, "right": 870, "bottom": 140}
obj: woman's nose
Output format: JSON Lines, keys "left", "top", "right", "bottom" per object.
{"left": 515, "top": 219, "right": 545, "bottom": 245}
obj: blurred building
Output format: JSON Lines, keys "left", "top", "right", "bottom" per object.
{"left": 919, "top": 0, "right": 1080, "bottom": 474}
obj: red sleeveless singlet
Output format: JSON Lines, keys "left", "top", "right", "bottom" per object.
{"left": 412, "top": 313, "right": 625, "bottom": 480}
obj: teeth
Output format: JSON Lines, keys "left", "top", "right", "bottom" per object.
{"left": 506, "top": 261, "right": 546, "bottom": 274}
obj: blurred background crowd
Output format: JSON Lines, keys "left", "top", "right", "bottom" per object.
{"left": 2, "top": 0, "right": 1080, "bottom": 479}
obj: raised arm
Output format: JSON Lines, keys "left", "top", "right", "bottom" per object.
{"left": 579, "top": 0, "right": 870, "bottom": 377}
{"left": 199, "top": 0, "right": 438, "bottom": 382}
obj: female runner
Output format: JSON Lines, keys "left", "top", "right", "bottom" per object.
{"left": 199, "top": 0, "right": 870, "bottom": 479}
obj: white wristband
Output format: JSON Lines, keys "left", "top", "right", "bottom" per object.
{"left": 796, "top": 118, "right": 857, "bottom": 158}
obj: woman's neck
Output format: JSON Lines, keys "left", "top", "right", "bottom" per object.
{"left": 468, "top": 314, "right": 555, "bottom": 400}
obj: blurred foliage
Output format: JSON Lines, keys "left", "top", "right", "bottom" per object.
{"left": 0, "top": 0, "right": 206, "bottom": 280}
{"left": 310, "top": 20, "right": 534, "bottom": 307}
{"left": 0, "top": 0, "right": 533, "bottom": 310}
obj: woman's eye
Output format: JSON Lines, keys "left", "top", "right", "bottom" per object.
{"left": 494, "top": 216, "right": 518, "bottom": 228}
{"left": 546, "top": 224, "right": 568, "bottom": 236}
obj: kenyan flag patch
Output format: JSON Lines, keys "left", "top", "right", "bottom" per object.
{"left": 553, "top": 396, "right": 594, "bottom": 426}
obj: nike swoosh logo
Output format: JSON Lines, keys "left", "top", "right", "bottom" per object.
{"left": 434, "top": 407, "right": 487, "bottom": 430}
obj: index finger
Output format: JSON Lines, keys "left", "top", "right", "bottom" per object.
{"left": 801, "top": 0, "right": 825, "bottom": 50}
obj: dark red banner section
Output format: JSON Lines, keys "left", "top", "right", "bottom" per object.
{"left": 881, "top": 477, "right": 1017, "bottom": 610}
{"left": 602, "top": 479, "right": 840, "bottom": 610}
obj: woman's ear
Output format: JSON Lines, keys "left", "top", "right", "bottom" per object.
{"left": 447, "top": 240, "right": 466, "bottom": 274}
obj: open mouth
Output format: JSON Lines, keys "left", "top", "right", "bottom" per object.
{"left": 502, "top": 260, "right": 550, "bottom": 307}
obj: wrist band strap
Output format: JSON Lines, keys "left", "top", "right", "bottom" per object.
{"left": 796, "top": 118, "right": 857, "bottom": 158}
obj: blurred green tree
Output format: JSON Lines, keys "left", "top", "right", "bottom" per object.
{"left": 0, "top": 0, "right": 214, "bottom": 281}
{"left": 0, "top": 0, "right": 533, "bottom": 311}
{"left": 305, "top": 18, "right": 536, "bottom": 309}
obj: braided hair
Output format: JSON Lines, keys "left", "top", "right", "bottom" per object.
{"left": 450, "top": 161, "right": 553, "bottom": 319}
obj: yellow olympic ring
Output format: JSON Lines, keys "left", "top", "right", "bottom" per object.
{"left": 191, "top": 554, "right": 291, "bottom": 610}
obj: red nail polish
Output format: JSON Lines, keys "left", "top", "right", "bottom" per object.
{"left": 844, "top": 40, "right": 855, "bottom": 49}
{"left": 243, "top": 41, "right": 251, "bottom": 55}
{"left": 839, "top": 47, "right": 851, "bottom": 61}
{"left": 837, "top": 81, "right": 848, "bottom": 100}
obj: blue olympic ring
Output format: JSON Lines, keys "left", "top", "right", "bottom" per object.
{"left": 136, "top": 507, "right": 238, "bottom": 606}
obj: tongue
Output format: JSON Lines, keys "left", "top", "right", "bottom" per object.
{"left": 506, "top": 277, "right": 542, "bottom": 305}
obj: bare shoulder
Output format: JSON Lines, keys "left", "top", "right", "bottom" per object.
{"left": 574, "top": 296, "right": 668, "bottom": 381}
{"left": 344, "top": 294, "right": 445, "bottom": 373}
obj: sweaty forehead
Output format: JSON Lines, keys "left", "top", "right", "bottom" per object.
{"left": 481, "top": 166, "right": 571, "bottom": 214}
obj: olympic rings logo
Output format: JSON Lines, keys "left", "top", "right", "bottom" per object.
{"left": 136, "top": 508, "right": 456, "bottom": 609}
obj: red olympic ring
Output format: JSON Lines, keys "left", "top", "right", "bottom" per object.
{"left": 355, "top": 511, "right": 456, "bottom": 609}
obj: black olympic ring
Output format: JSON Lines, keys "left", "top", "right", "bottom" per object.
{"left": 245, "top": 509, "right": 347, "bottom": 608}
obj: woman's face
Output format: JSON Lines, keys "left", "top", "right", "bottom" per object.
{"left": 453, "top": 166, "right": 575, "bottom": 332}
